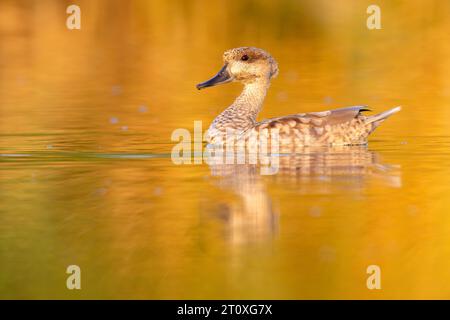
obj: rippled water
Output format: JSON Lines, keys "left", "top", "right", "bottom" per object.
{"left": 1, "top": 0, "right": 450, "bottom": 299}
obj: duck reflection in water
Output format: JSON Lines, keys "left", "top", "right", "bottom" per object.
{"left": 205, "top": 146, "right": 401, "bottom": 245}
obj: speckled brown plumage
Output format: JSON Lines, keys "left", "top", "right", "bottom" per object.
{"left": 198, "top": 47, "right": 400, "bottom": 149}
{"left": 239, "top": 106, "right": 387, "bottom": 152}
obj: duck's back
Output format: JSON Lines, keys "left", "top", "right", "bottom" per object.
{"left": 240, "top": 106, "right": 400, "bottom": 149}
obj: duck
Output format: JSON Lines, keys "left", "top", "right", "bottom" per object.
{"left": 196, "top": 47, "right": 400, "bottom": 149}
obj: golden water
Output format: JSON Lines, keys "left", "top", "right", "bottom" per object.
{"left": 1, "top": 0, "right": 450, "bottom": 299}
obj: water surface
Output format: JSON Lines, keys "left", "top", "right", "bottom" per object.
{"left": 1, "top": 0, "right": 450, "bottom": 299}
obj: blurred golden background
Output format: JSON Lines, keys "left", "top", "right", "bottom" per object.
{"left": 0, "top": 0, "right": 449, "bottom": 299}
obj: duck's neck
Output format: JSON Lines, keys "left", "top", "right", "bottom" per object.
{"left": 233, "top": 81, "right": 270, "bottom": 120}
{"left": 210, "top": 80, "right": 270, "bottom": 135}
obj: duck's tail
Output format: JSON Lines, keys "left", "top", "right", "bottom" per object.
{"left": 365, "top": 106, "right": 401, "bottom": 129}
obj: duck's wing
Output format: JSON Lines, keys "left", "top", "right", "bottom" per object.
{"left": 239, "top": 106, "right": 400, "bottom": 147}
{"left": 240, "top": 106, "right": 372, "bottom": 146}
{"left": 255, "top": 105, "right": 371, "bottom": 129}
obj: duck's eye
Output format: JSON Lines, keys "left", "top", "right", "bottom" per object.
{"left": 241, "top": 55, "right": 249, "bottom": 61}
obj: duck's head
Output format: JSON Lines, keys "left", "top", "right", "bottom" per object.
{"left": 196, "top": 47, "right": 278, "bottom": 90}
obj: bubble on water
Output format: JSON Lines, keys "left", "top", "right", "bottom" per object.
{"left": 153, "top": 187, "right": 163, "bottom": 196}
{"left": 318, "top": 245, "right": 336, "bottom": 262}
{"left": 309, "top": 206, "right": 322, "bottom": 217}
{"left": 110, "top": 117, "right": 119, "bottom": 124}
{"left": 323, "top": 96, "right": 333, "bottom": 104}
{"left": 138, "top": 105, "right": 148, "bottom": 113}
{"left": 408, "top": 205, "right": 419, "bottom": 216}
{"left": 94, "top": 188, "right": 108, "bottom": 196}
{"left": 111, "top": 85, "right": 123, "bottom": 96}
{"left": 16, "top": 76, "right": 28, "bottom": 86}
